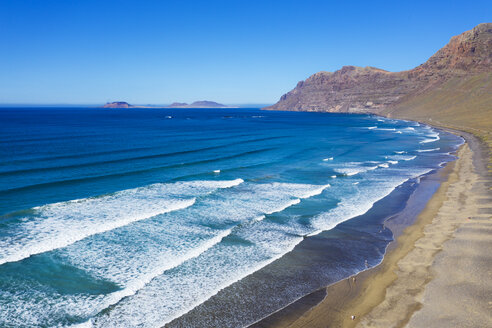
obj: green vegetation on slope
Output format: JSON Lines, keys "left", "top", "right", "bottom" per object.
{"left": 385, "top": 72, "right": 492, "bottom": 171}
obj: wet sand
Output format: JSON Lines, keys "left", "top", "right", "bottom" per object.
{"left": 255, "top": 130, "right": 491, "bottom": 327}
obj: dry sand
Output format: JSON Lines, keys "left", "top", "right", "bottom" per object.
{"left": 256, "top": 132, "right": 491, "bottom": 328}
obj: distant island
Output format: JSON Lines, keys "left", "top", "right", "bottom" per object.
{"left": 102, "top": 100, "right": 230, "bottom": 109}
{"left": 103, "top": 101, "right": 132, "bottom": 108}
{"left": 167, "top": 101, "right": 228, "bottom": 108}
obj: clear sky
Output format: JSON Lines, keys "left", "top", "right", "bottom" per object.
{"left": 0, "top": 0, "right": 490, "bottom": 105}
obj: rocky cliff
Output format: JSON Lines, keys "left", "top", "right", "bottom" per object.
{"left": 264, "top": 66, "right": 422, "bottom": 113}
{"left": 264, "top": 23, "right": 492, "bottom": 118}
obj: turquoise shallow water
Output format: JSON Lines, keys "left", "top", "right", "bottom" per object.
{"left": 0, "top": 108, "right": 462, "bottom": 327}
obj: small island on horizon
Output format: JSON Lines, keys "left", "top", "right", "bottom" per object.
{"left": 102, "top": 100, "right": 230, "bottom": 109}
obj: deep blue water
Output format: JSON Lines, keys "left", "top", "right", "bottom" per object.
{"left": 0, "top": 108, "right": 462, "bottom": 327}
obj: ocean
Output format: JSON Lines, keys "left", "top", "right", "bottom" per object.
{"left": 0, "top": 107, "right": 462, "bottom": 327}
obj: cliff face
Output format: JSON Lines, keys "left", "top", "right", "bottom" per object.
{"left": 415, "top": 22, "right": 492, "bottom": 74}
{"left": 265, "top": 67, "right": 420, "bottom": 113}
{"left": 383, "top": 23, "right": 492, "bottom": 135}
{"left": 264, "top": 23, "right": 492, "bottom": 116}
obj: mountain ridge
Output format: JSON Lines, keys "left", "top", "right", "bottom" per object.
{"left": 264, "top": 23, "right": 492, "bottom": 117}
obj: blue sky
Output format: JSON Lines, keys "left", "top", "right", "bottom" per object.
{"left": 0, "top": 0, "right": 490, "bottom": 105}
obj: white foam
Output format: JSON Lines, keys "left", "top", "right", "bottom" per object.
{"left": 322, "top": 157, "right": 334, "bottom": 161}
{"left": 72, "top": 182, "right": 332, "bottom": 327}
{"left": 88, "top": 228, "right": 233, "bottom": 327}
{"left": 311, "top": 178, "right": 404, "bottom": 233}
{"left": 426, "top": 131, "right": 440, "bottom": 138}
{"left": 218, "top": 178, "right": 244, "bottom": 187}
{"left": 388, "top": 160, "right": 398, "bottom": 165}
{"left": 310, "top": 153, "right": 446, "bottom": 238}
{"left": 1, "top": 180, "right": 334, "bottom": 327}
{"left": 37, "top": 229, "right": 234, "bottom": 328}
{"left": 253, "top": 215, "right": 266, "bottom": 222}
{"left": 336, "top": 169, "right": 361, "bottom": 176}
{"left": 69, "top": 229, "right": 234, "bottom": 328}
{"left": 306, "top": 229, "right": 323, "bottom": 236}
{"left": 378, "top": 163, "right": 389, "bottom": 168}
{"left": 256, "top": 183, "right": 330, "bottom": 215}
{"left": 420, "top": 138, "right": 439, "bottom": 144}
{"left": 389, "top": 155, "right": 417, "bottom": 161}
{"left": 91, "top": 230, "right": 305, "bottom": 328}
{"left": 419, "top": 131, "right": 440, "bottom": 144}
{"left": 394, "top": 151, "right": 406, "bottom": 154}
{"left": 265, "top": 198, "right": 301, "bottom": 214}
{"left": 416, "top": 148, "right": 440, "bottom": 152}
{"left": 366, "top": 126, "right": 377, "bottom": 129}
{"left": 0, "top": 199, "right": 197, "bottom": 266}
{"left": 334, "top": 162, "right": 379, "bottom": 176}
{"left": 331, "top": 175, "right": 337, "bottom": 178}
{"left": 353, "top": 182, "right": 359, "bottom": 185}
{"left": 71, "top": 322, "right": 93, "bottom": 328}
{"left": 0, "top": 179, "right": 244, "bottom": 265}
{"left": 213, "top": 169, "right": 221, "bottom": 173}
{"left": 98, "top": 205, "right": 323, "bottom": 327}
{"left": 298, "top": 184, "right": 330, "bottom": 198}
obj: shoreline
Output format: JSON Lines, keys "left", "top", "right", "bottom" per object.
{"left": 252, "top": 125, "right": 491, "bottom": 327}
{"left": 164, "top": 115, "right": 454, "bottom": 328}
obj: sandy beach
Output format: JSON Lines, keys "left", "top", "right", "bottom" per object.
{"left": 253, "top": 128, "right": 491, "bottom": 328}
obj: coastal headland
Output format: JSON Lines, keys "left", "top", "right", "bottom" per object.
{"left": 257, "top": 23, "right": 491, "bottom": 328}
{"left": 265, "top": 23, "right": 492, "bottom": 170}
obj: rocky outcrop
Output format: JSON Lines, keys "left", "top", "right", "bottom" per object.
{"left": 264, "top": 23, "right": 492, "bottom": 114}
